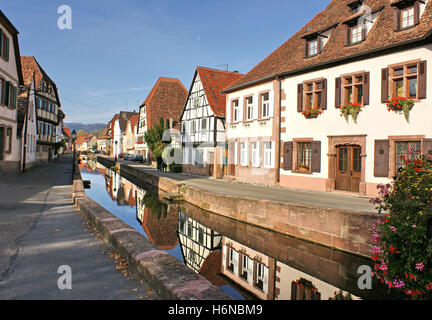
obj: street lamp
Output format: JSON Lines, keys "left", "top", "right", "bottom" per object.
{"left": 71, "top": 129, "right": 77, "bottom": 166}
{"left": 115, "top": 140, "right": 118, "bottom": 162}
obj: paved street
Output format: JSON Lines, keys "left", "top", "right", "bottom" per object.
{"left": 0, "top": 154, "right": 157, "bottom": 300}
{"left": 113, "top": 157, "right": 376, "bottom": 213}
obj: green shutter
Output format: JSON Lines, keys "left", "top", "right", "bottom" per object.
{"left": 4, "top": 81, "right": 9, "bottom": 105}
{"left": 0, "top": 29, "right": 2, "bottom": 57}
{"left": 5, "top": 37, "right": 9, "bottom": 61}
{"left": 12, "top": 86, "right": 17, "bottom": 109}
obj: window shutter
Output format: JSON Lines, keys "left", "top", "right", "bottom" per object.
{"left": 343, "top": 25, "right": 349, "bottom": 46}
{"left": 311, "top": 141, "right": 321, "bottom": 173}
{"left": 363, "top": 72, "right": 370, "bottom": 105}
{"left": 393, "top": 7, "right": 400, "bottom": 31}
{"left": 263, "top": 266, "right": 269, "bottom": 294}
{"left": 381, "top": 68, "right": 389, "bottom": 103}
{"left": 247, "top": 258, "right": 253, "bottom": 285}
{"left": 321, "top": 79, "right": 327, "bottom": 110}
{"left": 414, "top": 0, "right": 420, "bottom": 25}
{"left": 297, "top": 83, "right": 303, "bottom": 112}
{"left": 362, "top": 21, "right": 367, "bottom": 41}
{"left": 418, "top": 60, "right": 426, "bottom": 99}
{"left": 304, "top": 41, "right": 309, "bottom": 58}
{"left": 4, "top": 81, "right": 9, "bottom": 105}
{"left": 5, "top": 37, "right": 9, "bottom": 61}
{"left": 335, "top": 77, "right": 341, "bottom": 108}
{"left": 222, "top": 246, "right": 227, "bottom": 268}
{"left": 283, "top": 141, "right": 293, "bottom": 170}
{"left": 423, "top": 139, "right": 432, "bottom": 156}
{"left": 291, "top": 282, "right": 297, "bottom": 300}
{"left": 317, "top": 36, "right": 322, "bottom": 54}
{"left": 374, "top": 140, "right": 389, "bottom": 177}
{"left": 256, "top": 141, "right": 261, "bottom": 167}
{"left": 253, "top": 94, "right": 259, "bottom": 120}
{"left": 12, "top": 86, "right": 17, "bottom": 109}
{"left": 269, "top": 91, "right": 274, "bottom": 118}
{"left": 234, "top": 142, "right": 238, "bottom": 165}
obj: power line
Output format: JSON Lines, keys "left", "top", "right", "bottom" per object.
{"left": 61, "top": 96, "right": 118, "bottom": 113}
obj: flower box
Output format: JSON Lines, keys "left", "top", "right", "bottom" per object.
{"left": 386, "top": 96, "right": 414, "bottom": 121}
{"left": 339, "top": 102, "right": 363, "bottom": 123}
{"left": 302, "top": 107, "right": 322, "bottom": 119}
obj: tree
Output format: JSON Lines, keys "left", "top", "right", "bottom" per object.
{"left": 77, "top": 129, "right": 88, "bottom": 137}
{"left": 144, "top": 117, "right": 167, "bottom": 159}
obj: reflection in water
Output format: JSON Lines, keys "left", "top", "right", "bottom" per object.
{"left": 80, "top": 160, "right": 396, "bottom": 300}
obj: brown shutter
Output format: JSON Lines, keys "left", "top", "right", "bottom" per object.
{"left": 393, "top": 7, "right": 400, "bottom": 31}
{"left": 363, "top": 72, "right": 370, "bottom": 105}
{"left": 297, "top": 83, "right": 303, "bottom": 112}
{"left": 374, "top": 140, "right": 389, "bottom": 178}
{"left": 381, "top": 68, "right": 389, "bottom": 103}
{"left": 418, "top": 60, "right": 427, "bottom": 99}
{"left": 311, "top": 141, "right": 321, "bottom": 173}
{"left": 291, "top": 282, "right": 297, "bottom": 300}
{"left": 362, "top": 20, "right": 367, "bottom": 41}
{"left": 335, "top": 77, "right": 341, "bottom": 108}
{"left": 283, "top": 141, "right": 293, "bottom": 170}
{"left": 321, "top": 79, "right": 327, "bottom": 110}
{"left": 414, "top": 0, "right": 420, "bottom": 25}
{"left": 317, "top": 35, "right": 321, "bottom": 54}
{"left": 304, "top": 41, "right": 309, "bottom": 58}
{"left": 343, "top": 25, "right": 349, "bottom": 46}
{"left": 423, "top": 139, "right": 432, "bottom": 156}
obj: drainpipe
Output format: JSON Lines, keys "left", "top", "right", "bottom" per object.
{"left": 275, "top": 76, "right": 282, "bottom": 185}
{"left": 22, "top": 86, "right": 30, "bottom": 172}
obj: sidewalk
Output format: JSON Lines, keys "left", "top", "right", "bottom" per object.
{"left": 0, "top": 154, "right": 157, "bottom": 300}
{"left": 113, "top": 157, "right": 376, "bottom": 213}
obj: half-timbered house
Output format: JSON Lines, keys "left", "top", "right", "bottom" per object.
{"left": 180, "top": 67, "right": 243, "bottom": 177}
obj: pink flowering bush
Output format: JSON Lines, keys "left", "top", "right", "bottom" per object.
{"left": 371, "top": 155, "right": 432, "bottom": 299}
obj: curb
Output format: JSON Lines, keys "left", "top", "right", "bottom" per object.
{"left": 72, "top": 162, "right": 232, "bottom": 300}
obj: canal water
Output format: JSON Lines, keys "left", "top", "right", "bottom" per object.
{"left": 79, "top": 160, "right": 397, "bottom": 300}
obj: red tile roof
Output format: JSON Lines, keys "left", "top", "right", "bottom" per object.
{"left": 141, "top": 77, "right": 188, "bottom": 128}
{"left": 63, "top": 127, "right": 71, "bottom": 138}
{"left": 196, "top": 67, "right": 244, "bottom": 117}
{"left": 20, "top": 56, "right": 61, "bottom": 107}
{"left": 128, "top": 114, "right": 139, "bottom": 132}
{"left": 225, "top": 0, "right": 432, "bottom": 92}
{"left": 75, "top": 135, "right": 88, "bottom": 145}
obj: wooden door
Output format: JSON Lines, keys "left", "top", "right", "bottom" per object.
{"left": 335, "top": 145, "right": 361, "bottom": 192}
{"left": 228, "top": 143, "right": 235, "bottom": 176}
{"left": 208, "top": 151, "right": 214, "bottom": 177}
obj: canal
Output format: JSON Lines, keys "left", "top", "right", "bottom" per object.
{"left": 79, "top": 159, "right": 397, "bottom": 300}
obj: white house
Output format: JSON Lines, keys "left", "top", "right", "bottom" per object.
{"left": 0, "top": 10, "right": 24, "bottom": 173}
{"left": 223, "top": 0, "right": 432, "bottom": 197}
{"left": 180, "top": 67, "right": 243, "bottom": 177}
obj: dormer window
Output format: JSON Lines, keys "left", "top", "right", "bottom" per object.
{"left": 308, "top": 38, "right": 318, "bottom": 57}
{"left": 392, "top": 0, "right": 421, "bottom": 31}
{"left": 343, "top": 20, "right": 367, "bottom": 46}
{"left": 348, "top": 0, "right": 363, "bottom": 14}
{"left": 351, "top": 24, "right": 363, "bottom": 44}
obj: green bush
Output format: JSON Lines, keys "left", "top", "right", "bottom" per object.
{"left": 371, "top": 154, "right": 432, "bottom": 299}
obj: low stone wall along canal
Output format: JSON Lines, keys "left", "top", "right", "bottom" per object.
{"left": 78, "top": 159, "right": 399, "bottom": 300}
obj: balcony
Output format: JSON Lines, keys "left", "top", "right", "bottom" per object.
{"left": 37, "top": 109, "right": 58, "bottom": 123}
{"left": 38, "top": 134, "right": 55, "bottom": 144}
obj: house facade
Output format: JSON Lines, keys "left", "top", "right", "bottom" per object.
{"left": 136, "top": 77, "right": 187, "bottom": 163}
{"left": 17, "top": 74, "right": 37, "bottom": 170}
{"left": 113, "top": 111, "right": 137, "bottom": 158}
{"left": 0, "top": 10, "right": 24, "bottom": 173}
{"left": 224, "top": 0, "right": 432, "bottom": 197}
{"left": 21, "top": 56, "right": 62, "bottom": 162}
{"left": 123, "top": 114, "right": 138, "bottom": 155}
{"left": 180, "top": 67, "right": 243, "bottom": 177}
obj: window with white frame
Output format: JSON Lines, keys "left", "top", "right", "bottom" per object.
{"left": 308, "top": 38, "right": 318, "bottom": 57}
{"left": 351, "top": 24, "right": 363, "bottom": 44}
{"left": 256, "top": 262, "right": 267, "bottom": 290}
{"left": 232, "top": 99, "right": 239, "bottom": 122}
{"left": 251, "top": 142, "right": 260, "bottom": 167}
{"left": 246, "top": 97, "right": 254, "bottom": 121}
{"left": 261, "top": 93, "right": 270, "bottom": 118}
{"left": 240, "top": 142, "right": 248, "bottom": 166}
{"left": 234, "top": 142, "right": 238, "bottom": 165}
{"left": 241, "top": 255, "right": 250, "bottom": 281}
{"left": 401, "top": 6, "right": 415, "bottom": 29}
{"left": 228, "top": 247, "right": 235, "bottom": 273}
{"left": 264, "top": 142, "right": 273, "bottom": 168}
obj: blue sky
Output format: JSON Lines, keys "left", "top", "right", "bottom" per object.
{"left": 3, "top": 0, "right": 328, "bottom": 124}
